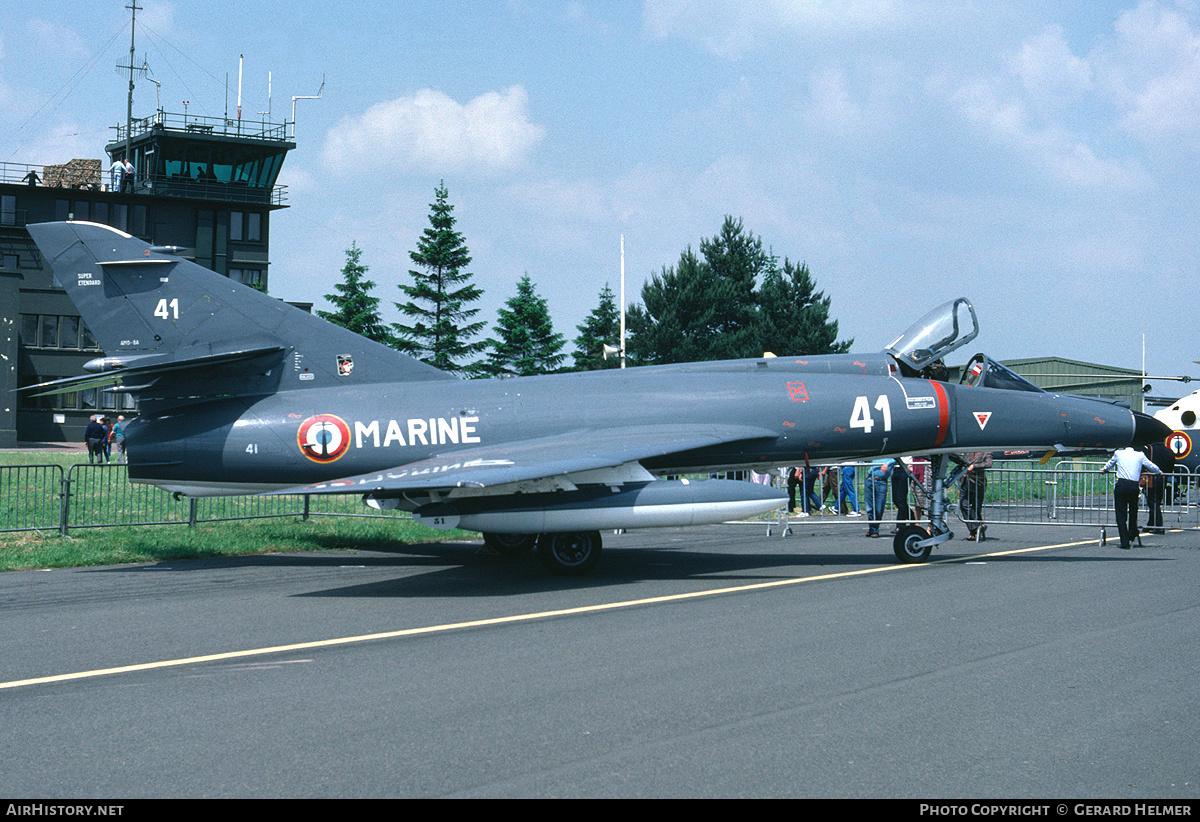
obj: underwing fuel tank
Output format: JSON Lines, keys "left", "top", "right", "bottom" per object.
{"left": 410, "top": 479, "right": 787, "bottom": 534}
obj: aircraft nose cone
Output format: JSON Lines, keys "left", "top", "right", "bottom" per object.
{"left": 1131, "top": 411, "right": 1172, "bottom": 448}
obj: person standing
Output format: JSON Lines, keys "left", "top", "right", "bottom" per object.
{"left": 109, "top": 158, "right": 124, "bottom": 192}
{"left": 100, "top": 417, "right": 113, "bottom": 462}
{"left": 84, "top": 415, "right": 106, "bottom": 464}
{"left": 960, "top": 451, "right": 993, "bottom": 541}
{"left": 890, "top": 457, "right": 911, "bottom": 533}
{"left": 820, "top": 465, "right": 839, "bottom": 514}
{"left": 111, "top": 415, "right": 127, "bottom": 463}
{"left": 786, "top": 466, "right": 802, "bottom": 514}
{"left": 803, "top": 465, "right": 823, "bottom": 515}
{"left": 864, "top": 458, "right": 891, "bottom": 537}
{"left": 1143, "top": 440, "right": 1175, "bottom": 534}
{"left": 838, "top": 461, "right": 860, "bottom": 517}
{"left": 1102, "top": 446, "right": 1161, "bottom": 550}
{"left": 122, "top": 158, "right": 135, "bottom": 193}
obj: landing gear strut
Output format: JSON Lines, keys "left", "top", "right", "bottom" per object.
{"left": 892, "top": 454, "right": 965, "bottom": 564}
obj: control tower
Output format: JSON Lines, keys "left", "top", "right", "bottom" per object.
{"left": 105, "top": 110, "right": 294, "bottom": 282}
{"left": 0, "top": 105, "right": 296, "bottom": 444}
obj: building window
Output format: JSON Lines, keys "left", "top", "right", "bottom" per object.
{"left": 60, "top": 315, "right": 80, "bottom": 349}
{"left": 229, "top": 210, "right": 263, "bottom": 243}
{"left": 229, "top": 268, "right": 263, "bottom": 288}
{"left": 20, "top": 314, "right": 39, "bottom": 347}
{"left": 40, "top": 315, "right": 59, "bottom": 348}
{"left": 19, "top": 314, "right": 100, "bottom": 350}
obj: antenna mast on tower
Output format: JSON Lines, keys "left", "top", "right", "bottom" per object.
{"left": 117, "top": 0, "right": 143, "bottom": 158}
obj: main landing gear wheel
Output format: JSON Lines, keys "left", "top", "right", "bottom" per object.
{"left": 538, "top": 531, "right": 602, "bottom": 576}
{"left": 482, "top": 532, "right": 538, "bottom": 556}
{"left": 894, "top": 524, "right": 934, "bottom": 564}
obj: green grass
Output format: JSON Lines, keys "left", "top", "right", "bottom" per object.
{"left": 0, "top": 514, "right": 477, "bottom": 572}
{"left": 0, "top": 450, "right": 476, "bottom": 571}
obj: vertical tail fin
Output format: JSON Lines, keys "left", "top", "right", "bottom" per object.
{"left": 26, "top": 221, "right": 454, "bottom": 389}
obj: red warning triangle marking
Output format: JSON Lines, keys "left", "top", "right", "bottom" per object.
{"left": 974, "top": 411, "right": 992, "bottom": 430}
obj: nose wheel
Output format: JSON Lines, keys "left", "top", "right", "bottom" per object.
{"left": 893, "top": 524, "right": 934, "bottom": 563}
{"left": 890, "top": 453, "right": 964, "bottom": 563}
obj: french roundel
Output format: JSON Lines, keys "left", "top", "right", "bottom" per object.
{"left": 297, "top": 414, "right": 351, "bottom": 463}
{"left": 1167, "top": 431, "right": 1192, "bottom": 459}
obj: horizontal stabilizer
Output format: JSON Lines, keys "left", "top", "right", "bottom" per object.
{"left": 19, "top": 344, "right": 286, "bottom": 397}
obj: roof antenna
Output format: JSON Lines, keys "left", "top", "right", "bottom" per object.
{"left": 290, "top": 75, "right": 325, "bottom": 139}
{"left": 115, "top": 0, "right": 143, "bottom": 158}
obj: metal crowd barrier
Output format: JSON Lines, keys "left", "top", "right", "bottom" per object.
{"left": 769, "top": 460, "right": 1199, "bottom": 538}
{"left": 1, "top": 459, "right": 1196, "bottom": 538}
{"left": 0, "top": 462, "right": 412, "bottom": 537}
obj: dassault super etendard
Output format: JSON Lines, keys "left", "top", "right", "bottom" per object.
{"left": 24, "top": 222, "right": 1170, "bottom": 574}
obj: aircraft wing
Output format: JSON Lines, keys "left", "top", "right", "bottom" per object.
{"left": 270, "top": 423, "right": 780, "bottom": 495}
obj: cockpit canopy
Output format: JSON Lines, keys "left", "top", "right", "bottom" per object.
{"left": 959, "top": 353, "right": 1045, "bottom": 393}
{"left": 885, "top": 297, "right": 979, "bottom": 376}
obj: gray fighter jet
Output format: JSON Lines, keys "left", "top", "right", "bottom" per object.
{"left": 24, "top": 222, "right": 1170, "bottom": 574}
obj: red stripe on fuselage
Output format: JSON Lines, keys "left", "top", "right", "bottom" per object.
{"left": 930, "top": 380, "right": 949, "bottom": 447}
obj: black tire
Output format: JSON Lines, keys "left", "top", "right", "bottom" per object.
{"left": 482, "top": 532, "right": 538, "bottom": 556}
{"left": 537, "top": 531, "right": 602, "bottom": 576}
{"left": 893, "top": 524, "right": 933, "bottom": 563}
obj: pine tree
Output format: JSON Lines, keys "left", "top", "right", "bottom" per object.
{"left": 627, "top": 216, "right": 848, "bottom": 363}
{"left": 628, "top": 217, "right": 768, "bottom": 364}
{"left": 570, "top": 284, "right": 621, "bottom": 370}
{"left": 394, "top": 182, "right": 487, "bottom": 374}
{"left": 483, "top": 274, "right": 566, "bottom": 377}
{"left": 697, "top": 215, "right": 769, "bottom": 358}
{"left": 316, "top": 242, "right": 395, "bottom": 346}
{"left": 757, "top": 258, "right": 852, "bottom": 355}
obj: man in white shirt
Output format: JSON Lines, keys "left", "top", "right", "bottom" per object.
{"left": 1101, "top": 447, "right": 1161, "bottom": 549}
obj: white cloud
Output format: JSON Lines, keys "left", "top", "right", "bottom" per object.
{"left": 1102, "top": 0, "right": 1200, "bottom": 141}
{"left": 321, "top": 86, "right": 545, "bottom": 177}
{"left": 644, "top": 0, "right": 927, "bottom": 57}
{"left": 953, "top": 76, "right": 1146, "bottom": 191}
{"left": 1007, "top": 25, "right": 1093, "bottom": 105}
{"left": 138, "top": 1, "right": 177, "bottom": 36}
{"left": 25, "top": 18, "right": 87, "bottom": 62}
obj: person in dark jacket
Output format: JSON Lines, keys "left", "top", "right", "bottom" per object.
{"left": 960, "top": 451, "right": 993, "bottom": 541}
{"left": 84, "top": 416, "right": 106, "bottom": 464}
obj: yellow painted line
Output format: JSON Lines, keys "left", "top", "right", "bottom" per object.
{"left": 0, "top": 537, "right": 1096, "bottom": 690}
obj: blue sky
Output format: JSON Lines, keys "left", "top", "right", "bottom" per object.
{"left": 4, "top": 1, "right": 1199, "bottom": 390}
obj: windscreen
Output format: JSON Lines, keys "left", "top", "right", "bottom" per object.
{"left": 885, "top": 297, "right": 979, "bottom": 372}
